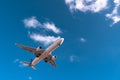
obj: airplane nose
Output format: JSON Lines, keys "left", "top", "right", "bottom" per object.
{"left": 61, "top": 38, "right": 64, "bottom": 41}
{"left": 60, "top": 38, "right": 64, "bottom": 45}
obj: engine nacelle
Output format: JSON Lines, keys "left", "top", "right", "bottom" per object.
{"left": 51, "top": 55, "right": 57, "bottom": 60}
{"left": 36, "top": 46, "right": 42, "bottom": 51}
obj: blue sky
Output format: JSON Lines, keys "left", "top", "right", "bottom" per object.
{"left": 0, "top": 0, "right": 120, "bottom": 80}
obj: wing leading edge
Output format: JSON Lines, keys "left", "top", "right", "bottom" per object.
{"left": 15, "top": 43, "right": 36, "bottom": 52}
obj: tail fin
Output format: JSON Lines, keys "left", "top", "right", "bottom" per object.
{"left": 22, "top": 62, "right": 36, "bottom": 70}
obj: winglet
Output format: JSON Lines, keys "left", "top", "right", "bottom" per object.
{"left": 15, "top": 43, "right": 21, "bottom": 47}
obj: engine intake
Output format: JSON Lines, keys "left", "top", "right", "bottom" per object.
{"left": 51, "top": 55, "right": 57, "bottom": 60}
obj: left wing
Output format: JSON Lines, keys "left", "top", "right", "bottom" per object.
{"left": 16, "top": 43, "right": 36, "bottom": 53}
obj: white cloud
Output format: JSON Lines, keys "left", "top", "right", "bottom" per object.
{"left": 23, "top": 17, "right": 62, "bottom": 34}
{"left": 65, "top": 0, "right": 120, "bottom": 25}
{"left": 13, "top": 58, "right": 19, "bottom": 63}
{"left": 69, "top": 55, "right": 80, "bottom": 62}
{"left": 23, "top": 16, "right": 41, "bottom": 28}
{"left": 13, "top": 59, "right": 28, "bottom": 68}
{"left": 43, "top": 22, "right": 61, "bottom": 34}
{"left": 28, "top": 76, "right": 32, "bottom": 80}
{"left": 30, "top": 33, "right": 60, "bottom": 45}
{"left": 65, "top": 0, "right": 73, "bottom": 3}
{"left": 65, "top": 0, "right": 108, "bottom": 13}
{"left": 106, "top": 0, "right": 120, "bottom": 25}
{"left": 23, "top": 17, "right": 62, "bottom": 46}
{"left": 80, "top": 37, "right": 86, "bottom": 43}
{"left": 114, "top": 0, "right": 120, "bottom": 6}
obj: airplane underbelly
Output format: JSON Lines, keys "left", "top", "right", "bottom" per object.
{"left": 32, "top": 51, "right": 50, "bottom": 65}
{"left": 31, "top": 38, "right": 63, "bottom": 66}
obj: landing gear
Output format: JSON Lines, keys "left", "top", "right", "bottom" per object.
{"left": 30, "top": 59, "right": 33, "bottom": 62}
{"left": 54, "top": 56, "right": 57, "bottom": 58}
{"left": 36, "top": 54, "right": 41, "bottom": 57}
{"left": 36, "top": 55, "right": 39, "bottom": 57}
{"left": 39, "top": 46, "right": 42, "bottom": 49}
{"left": 44, "top": 58, "right": 48, "bottom": 63}
{"left": 44, "top": 60, "right": 48, "bottom": 63}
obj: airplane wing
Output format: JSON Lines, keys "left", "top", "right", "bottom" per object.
{"left": 48, "top": 60, "right": 57, "bottom": 67}
{"left": 16, "top": 43, "right": 36, "bottom": 52}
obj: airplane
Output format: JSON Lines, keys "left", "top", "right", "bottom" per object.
{"left": 15, "top": 38, "right": 64, "bottom": 70}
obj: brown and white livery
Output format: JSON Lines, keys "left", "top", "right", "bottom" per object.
{"left": 16, "top": 38, "right": 64, "bottom": 70}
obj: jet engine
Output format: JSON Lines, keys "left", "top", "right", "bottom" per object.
{"left": 36, "top": 46, "right": 42, "bottom": 51}
{"left": 44, "top": 55, "right": 57, "bottom": 63}
{"left": 51, "top": 55, "right": 57, "bottom": 60}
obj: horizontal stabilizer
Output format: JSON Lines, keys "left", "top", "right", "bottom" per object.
{"left": 22, "top": 62, "right": 36, "bottom": 70}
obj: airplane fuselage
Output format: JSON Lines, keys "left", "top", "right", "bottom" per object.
{"left": 16, "top": 38, "right": 64, "bottom": 69}
{"left": 31, "top": 38, "right": 64, "bottom": 66}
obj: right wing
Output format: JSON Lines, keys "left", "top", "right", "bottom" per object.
{"left": 48, "top": 60, "right": 57, "bottom": 67}
{"left": 15, "top": 43, "right": 36, "bottom": 52}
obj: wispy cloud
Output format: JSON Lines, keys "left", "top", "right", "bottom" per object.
{"left": 69, "top": 55, "right": 80, "bottom": 62}
{"left": 65, "top": 0, "right": 120, "bottom": 25}
{"left": 23, "top": 16, "right": 62, "bottom": 34}
{"left": 13, "top": 58, "right": 27, "bottom": 68}
{"left": 43, "top": 22, "right": 61, "bottom": 34}
{"left": 65, "top": 0, "right": 108, "bottom": 13}
{"left": 13, "top": 58, "right": 20, "bottom": 63}
{"left": 106, "top": 0, "right": 120, "bottom": 25}
{"left": 28, "top": 76, "right": 32, "bottom": 80}
{"left": 30, "top": 33, "right": 60, "bottom": 45}
{"left": 23, "top": 16, "right": 41, "bottom": 28}
{"left": 23, "top": 16, "right": 63, "bottom": 46}
{"left": 80, "top": 37, "right": 86, "bottom": 43}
